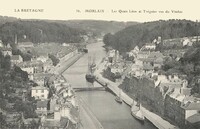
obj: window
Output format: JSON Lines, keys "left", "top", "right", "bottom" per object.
{"left": 36, "top": 90, "right": 38, "bottom": 93}
{"left": 41, "top": 95, "right": 44, "bottom": 98}
{"left": 41, "top": 90, "right": 44, "bottom": 93}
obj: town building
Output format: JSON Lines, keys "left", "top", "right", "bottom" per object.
{"left": 0, "top": 43, "right": 12, "bottom": 56}
{"left": 10, "top": 55, "right": 23, "bottom": 65}
{"left": 0, "top": 40, "right": 4, "bottom": 47}
{"left": 109, "top": 63, "right": 124, "bottom": 74}
{"left": 17, "top": 60, "right": 44, "bottom": 75}
{"left": 30, "top": 73, "right": 54, "bottom": 85}
{"left": 35, "top": 54, "right": 49, "bottom": 63}
{"left": 31, "top": 85, "right": 49, "bottom": 100}
{"left": 140, "top": 43, "right": 156, "bottom": 51}
{"left": 36, "top": 100, "right": 48, "bottom": 115}
{"left": 162, "top": 38, "right": 183, "bottom": 47}
{"left": 17, "top": 42, "right": 34, "bottom": 49}
{"left": 137, "top": 51, "right": 150, "bottom": 59}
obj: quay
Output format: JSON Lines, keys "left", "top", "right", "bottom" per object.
{"left": 94, "top": 61, "right": 179, "bottom": 129}
{"left": 56, "top": 51, "right": 104, "bottom": 129}
{"left": 50, "top": 52, "right": 84, "bottom": 76}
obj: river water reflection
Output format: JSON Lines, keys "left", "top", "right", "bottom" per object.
{"left": 62, "top": 42, "right": 157, "bottom": 129}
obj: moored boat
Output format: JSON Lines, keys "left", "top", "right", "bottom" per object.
{"left": 131, "top": 102, "right": 145, "bottom": 121}
{"left": 85, "top": 56, "right": 95, "bottom": 83}
{"left": 115, "top": 96, "right": 123, "bottom": 104}
{"left": 115, "top": 89, "right": 123, "bottom": 104}
{"left": 85, "top": 74, "right": 95, "bottom": 83}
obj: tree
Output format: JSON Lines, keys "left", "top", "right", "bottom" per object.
{"left": 48, "top": 54, "right": 60, "bottom": 66}
{"left": 0, "top": 113, "right": 6, "bottom": 128}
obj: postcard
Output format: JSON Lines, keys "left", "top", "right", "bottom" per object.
{"left": 0, "top": 0, "right": 200, "bottom": 129}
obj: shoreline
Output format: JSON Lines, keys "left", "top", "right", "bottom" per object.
{"left": 56, "top": 51, "right": 104, "bottom": 129}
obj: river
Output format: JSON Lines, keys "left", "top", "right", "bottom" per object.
{"left": 62, "top": 42, "right": 157, "bottom": 129}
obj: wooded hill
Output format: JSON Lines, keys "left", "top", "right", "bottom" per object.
{"left": 0, "top": 20, "right": 86, "bottom": 44}
{"left": 103, "top": 19, "right": 200, "bottom": 52}
{"left": 50, "top": 20, "right": 138, "bottom": 36}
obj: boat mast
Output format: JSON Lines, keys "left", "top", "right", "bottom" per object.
{"left": 88, "top": 56, "right": 91, "bottom": 73}
{"left": 92, "top": 54, "right": 96, "bottom": 65}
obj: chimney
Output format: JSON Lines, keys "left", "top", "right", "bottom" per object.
{"left": 14, "top": 34, "right": 17, "bottom": 44}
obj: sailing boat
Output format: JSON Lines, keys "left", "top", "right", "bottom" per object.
{"left": 131, "top": 101, "right": 145, "bottom": 121}
{"left": 90, "top": 54, "right": 96, "bottom": 71}
{"left": 115, "top": 89, "right": 123, "bottom": 104}
{"left": 85, "top": 56, "right": 95, "bottom": 83}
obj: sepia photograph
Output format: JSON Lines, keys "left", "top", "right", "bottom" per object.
{"left": 0, "top": 0, "right": 200, "bottom": 129}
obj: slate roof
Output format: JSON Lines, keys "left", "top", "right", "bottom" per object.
{"left": 37, "top": 100, "right": 48, "bottom": 108}
{"left": 11, "top": 55, "right": 22, "bottom": 61}
{"left": 186, "top": 113, "right": 200, "bottom": 124}
{"left": 41, "top": 117, "right": 69, "bottom": 128}
{"left": 32, "top": 85, "right": 49, "bottom": 90}
{"left": 182, "top": 102, "right": 200, "bottom": 110}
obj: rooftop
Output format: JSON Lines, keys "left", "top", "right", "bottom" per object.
{"left": 148, "top": 52, "right": 164, "bottom": 59}
{"left": 37, "top": 100, "right": 48, "bottom": 108}
{"left": 143, "top": 64, "right": 154, "bottom": 70}
{"left": 11, "top": 55, "right": 22, "bottom": 61}
{"left": 17, "top": 42, "right": 34, "bottom": 46}
{"left": 18, "top": 60, "right": 43, "bottom": 67}
{"left": 186, "top": 113, "right": 200, "bottom": 124}
{"left": 32, "top": 85, "right": 49, "bottom": 90}
{"left": 41, "top": 117, "right": 69, "bottom": 128}
{"left": 182, "top": 102, "right": 200, "bottom": 110}
{"left": 33, "top": 73, "right": 54, "bottom": 79}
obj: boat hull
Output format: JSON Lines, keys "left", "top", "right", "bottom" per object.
{"left": 131, "top": 104, "right": 145, "bottom": 122}
{"left": 85, "top": 74, "right": 95, "bottom": 83}
{"left": 115, "top": 96, "right": 123, "bottom": 104}
{"left": 131, "top": 111, "right": 145, "bottom": 121}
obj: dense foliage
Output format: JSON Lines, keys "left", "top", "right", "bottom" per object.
{"left": 49, "top": 20, "right": 138, "bottom": 36}
{"left": 0, "top": 52, "right": 36, "bottom": 127}
{"left": 0, "top": 20, "right": 86, "bottom": 44}
{"left": 48, "top": 54, "right": 60, "bottom": 66}
{"left": 103, "top": 19, "right": 200, "bottom": 52}
{"left": 162, "top": 44, "right": 200, "bottom": 95}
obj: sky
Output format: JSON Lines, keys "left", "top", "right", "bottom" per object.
{"left": 0, "top": 0, "right": 200, "bottom": 22}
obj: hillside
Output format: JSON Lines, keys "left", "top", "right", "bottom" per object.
{"left": 0, "top": 16, "right": 18, "bottom": 26}
{"left": 47, "top": 20, "right": 138, "bottom": 36}
{"left": 103, "top": 19, "right": 200, "bottom": 52}
{"left": 0, "top": 20, "right": 86, "bottom": 44}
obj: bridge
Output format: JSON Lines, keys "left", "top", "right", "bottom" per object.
{"left": 73, "top": 86, "right": 106, "bottom": 92}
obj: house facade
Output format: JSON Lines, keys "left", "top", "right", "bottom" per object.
{"left": 10, "top": 55, "right": 23, "bottom": 65}
{"left": 31, "top": 86, "right": 49, "bottom": 100}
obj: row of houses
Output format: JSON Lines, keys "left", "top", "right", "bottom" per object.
{"left": 124, "top": 41, "right": 200, "bottom": 128}
{"left": 30, "top": 76, "right": 79, "bottom": 129}
{"left": 0, "top": 40, "right": 79, "bottom": 129}
{"left": 162, "top": 36, "right": 200, "bottom": 47}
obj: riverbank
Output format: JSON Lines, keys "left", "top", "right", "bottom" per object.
{"left": 56, "top": 51, "right": 104, "bottom": 129}
{"left": 78, "top": 96, "right": 104, "bottom": 129}
{"left": 49, "top": 52, "right": 84, "bottom": 75}
{"left": 94, "top": 60, "right": 179, "bottom": 129}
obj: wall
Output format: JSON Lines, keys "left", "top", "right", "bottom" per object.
{"left": 120, "top": 76, "right": 185, "bottom": 128}
{"left": 164, "top": 95, "right": 186, "bottom": 128}
{"left": 31, "top": 89, "right": 49, "bottom": 99}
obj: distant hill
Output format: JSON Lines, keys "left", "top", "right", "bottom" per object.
{"left": 0, "top": 15, "right": 138, "bottom": 44}
{"left": 46, "top": 20, "right": 139, "bottom": 36}
{"left": 0, "top": 16, "right": 18, "bottom": 26}
{"left": 0, "top": 20, "right": 86, "bottom": 44}
{"left": 103, "top": 19, "right": 200, "bottom": 52}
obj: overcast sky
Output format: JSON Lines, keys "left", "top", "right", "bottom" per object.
{"left": 0, "top": 0, "right": 200, "bottom": 22}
